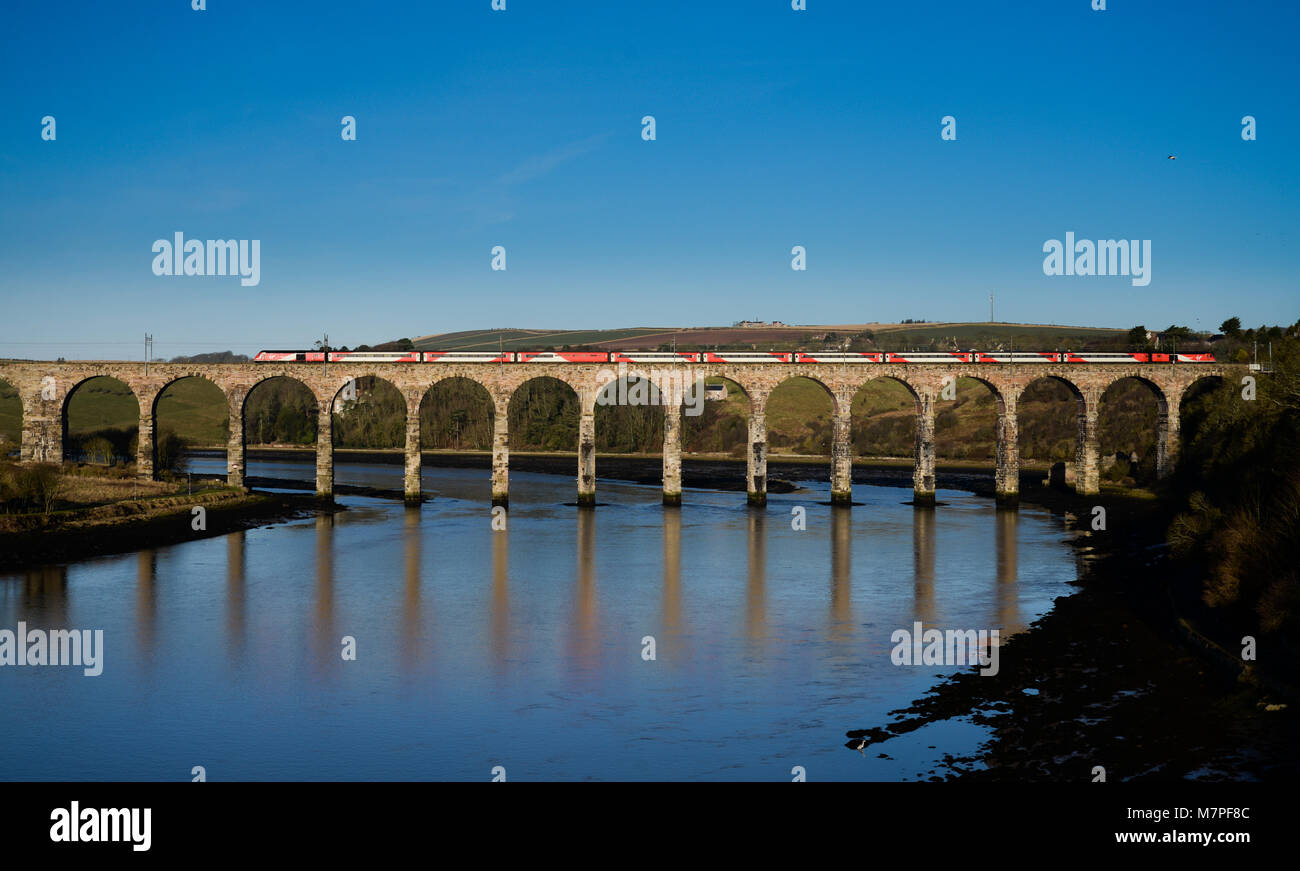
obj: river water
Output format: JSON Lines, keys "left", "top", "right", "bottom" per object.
{"left": 0, "top": 457, "right": 1080, "bottom": 781}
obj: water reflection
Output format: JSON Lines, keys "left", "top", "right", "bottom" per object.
{"left": 829, "top": 507, "right": 852, "bottom": 639}
{"left": 568, "top": 509, "right": 598, "bottom": 681}
{"left": 491, "top": 519, "right": 509, "bottom": 671}
{"left": 313, "top": 513, "right": 335, "bottom": 677}
{"left": 662, "top": 507, "right": 683, "bottom": 651}
{"left": 995, "top": 508, "right": 1023, "bottom": 636}
{"left": 20, "top": 565, "right": 68, "bottom": 625}
{"left": 746, "top": 510, "right": 766, "bottom": 644}
{"left": 137, "top": 550, "right": 157, "bottom": 661}
{"left": 226, "top": 531, "right": 246, "bottom": 664}
{"left": 401, "top": 506, "right": 422, "bottom": 674}
{"left": 0, "top": 461, "right": 1080, "bottom": 782}
{"left": 912, "top": 508, "right": 935, "bottom": 624}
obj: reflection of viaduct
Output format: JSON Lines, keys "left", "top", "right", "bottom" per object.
{"left": 0, "top": 360, "right": 1238, "bottom": 507}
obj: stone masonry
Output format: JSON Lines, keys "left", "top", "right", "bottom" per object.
{"left": 0, "top": 359, "right": 1240, "bottom": 508}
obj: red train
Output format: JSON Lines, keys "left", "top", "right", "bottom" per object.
{"left": 255, "top": 349, "right": 1215, "bottom": 364}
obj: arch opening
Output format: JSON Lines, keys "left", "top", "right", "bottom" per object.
{"left": 0, "top": 378, "right": 20, "bottom": 460}
{"left": 63, "top": 376, "right": 138, "bottom": 466}
{"left": 1017, "top": 376, "right": 1083, "bottom": 466}
{"left": 421, "top": 377, "right": 494, "bottom": 451}
{"left": 682, "top": 376, "right": 749, "bottom": 459}
{"left": 243, "top": 376, "right": 318, "bottom": 448}
{"left": 934, "top": 377, "right": 1000, "bottom": 465}
{"left": 508, "top": 376, "right": 580, "bottom": 452}
{"left": 766, "top": 376, "right": 834, "bottom": 457}
{"left": 593, "top": 374, "right": 664, "bottom": 454}
{"left": 849, "top": 376, "right": 918, "bottom": 460}
{"left": 154, "top": 375, "right": 228, "bottom": 477}
{"left": 1099, "top": 376, "right": 1165, "bottom": 486}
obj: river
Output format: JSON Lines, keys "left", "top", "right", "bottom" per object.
{"left": 0, "top": 456, "right": 1080, "bottom": 781}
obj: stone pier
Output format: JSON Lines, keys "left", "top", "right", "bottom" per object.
{"left": 913, "top": 392, "right": 936, "bottom": 506}
{"left": 830, "top": 402, "right": 853, "bottom": 506}
{"left": 746, "top": 400, "right": 767, "bottom": 507}
{"left": 995, "top": 391, "right": 1019, "bottom": 507}
{"left": 1075, "top": 390, "right": 1100, "bottom": 496}
{"left": 662, "top": 400, "right": 682, "bottom": 506}
{"left": 226, "top": 389, "right": 245, "bottom": 489}
{"left": 404, "top": 392, "right": 422, "bottom": 503}
{"left": 1156, "top": 391, "right": 1181, "bottom": 480}
{"left": 316, "top": 400, "right": 334, "bottom": 498}
{"left": 135, "top": 404, "right": 155, "bottom": 481}
{"left": 0, "top": 358, "right": 1236, "bottom": 511}
{"left": 491, "top": 397, "right": 509, "bottom": 507}
{"left": 577, "top": 409, "right": 596, "bottom": 507}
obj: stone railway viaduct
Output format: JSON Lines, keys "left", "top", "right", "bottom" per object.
{"left": 0, "top": 359, "right": 1240, "bottom": 508}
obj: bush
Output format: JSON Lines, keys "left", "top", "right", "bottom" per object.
{"left": 0, "top": 462, "right": 65, "bottom": 514}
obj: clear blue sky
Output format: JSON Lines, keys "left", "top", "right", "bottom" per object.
{"left": 1, "top": 1, "right": 1296, "bottom": 360}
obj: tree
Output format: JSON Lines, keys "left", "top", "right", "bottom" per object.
{"left": 1220, "top": 317, "right": 1242, "bottom": 338}
{"left": 1126, "top": 325, "right": 1148, "bottom": 349}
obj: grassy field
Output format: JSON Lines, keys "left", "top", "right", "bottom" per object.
{"left": 408, "top": 322, "right": 1129, "bottom": 352}
{"left": 0, "top": 377, "right": 229, "bottom": 449}
{"left": 413, "top": 327, "right": 674, "bottom": 351}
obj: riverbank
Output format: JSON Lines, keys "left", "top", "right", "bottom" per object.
{"left": 843, "top": 488, "right": 1300, "bottom": 781}
{"left": 0, "top": 485, "right": 336, "bottom": 571}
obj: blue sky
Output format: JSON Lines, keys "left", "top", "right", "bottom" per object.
{"left": 1, "top": 0, "right": 1296, "bottom": 359}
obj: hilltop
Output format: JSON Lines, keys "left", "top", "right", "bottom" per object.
{"left": 406, "top": 322, "right": 1130, "bottom": 353}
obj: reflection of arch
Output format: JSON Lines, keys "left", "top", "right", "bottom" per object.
{"left": 62, "top": 375, "right": 138, "bottom": 462}
{"left": 0, "top": 376, "right": 21, "bottom": 457}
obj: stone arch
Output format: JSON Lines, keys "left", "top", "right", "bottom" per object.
{"left": 683, "top": 375, "right": 750, "bottom": 458}
{"left": 766, "top": 375, "right": 836, "bottom": 456}
{"left": 1179, "top": 372, "right": 1226, "bottom": 410}
{"left": 1098, "top": 375, "right": 1168, "bottom": 485}
{"left": 0, "top": 375, "right": 21, "bottom": 459}
{"left": 931, "top": 376, "right": 1003, "bottom": 465}
{"left": 848, "top": 375, "right": 921, "bottom": 460}
{"left": 240, "top": 374, "right": 319, "bottom": 452}
{"left": 151, "top": 374, "right": 228, "bottom": 476}
{"left": 62, "top": 375, "right": 138, "bottom": 465}
{"left": 507, "top": 375, "right": 581, "bottom": 453}
{"left": 1016, "top": 375, "right": 1084, "bottom": 465}
{"left": 592, "top": 369, "right": 665, "bottom": 455}
{"left": 420, "top": 375, "right": 496, "bottom": 451}
{"left": 325, "top": 373, "right": 405, "bottom": 449}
